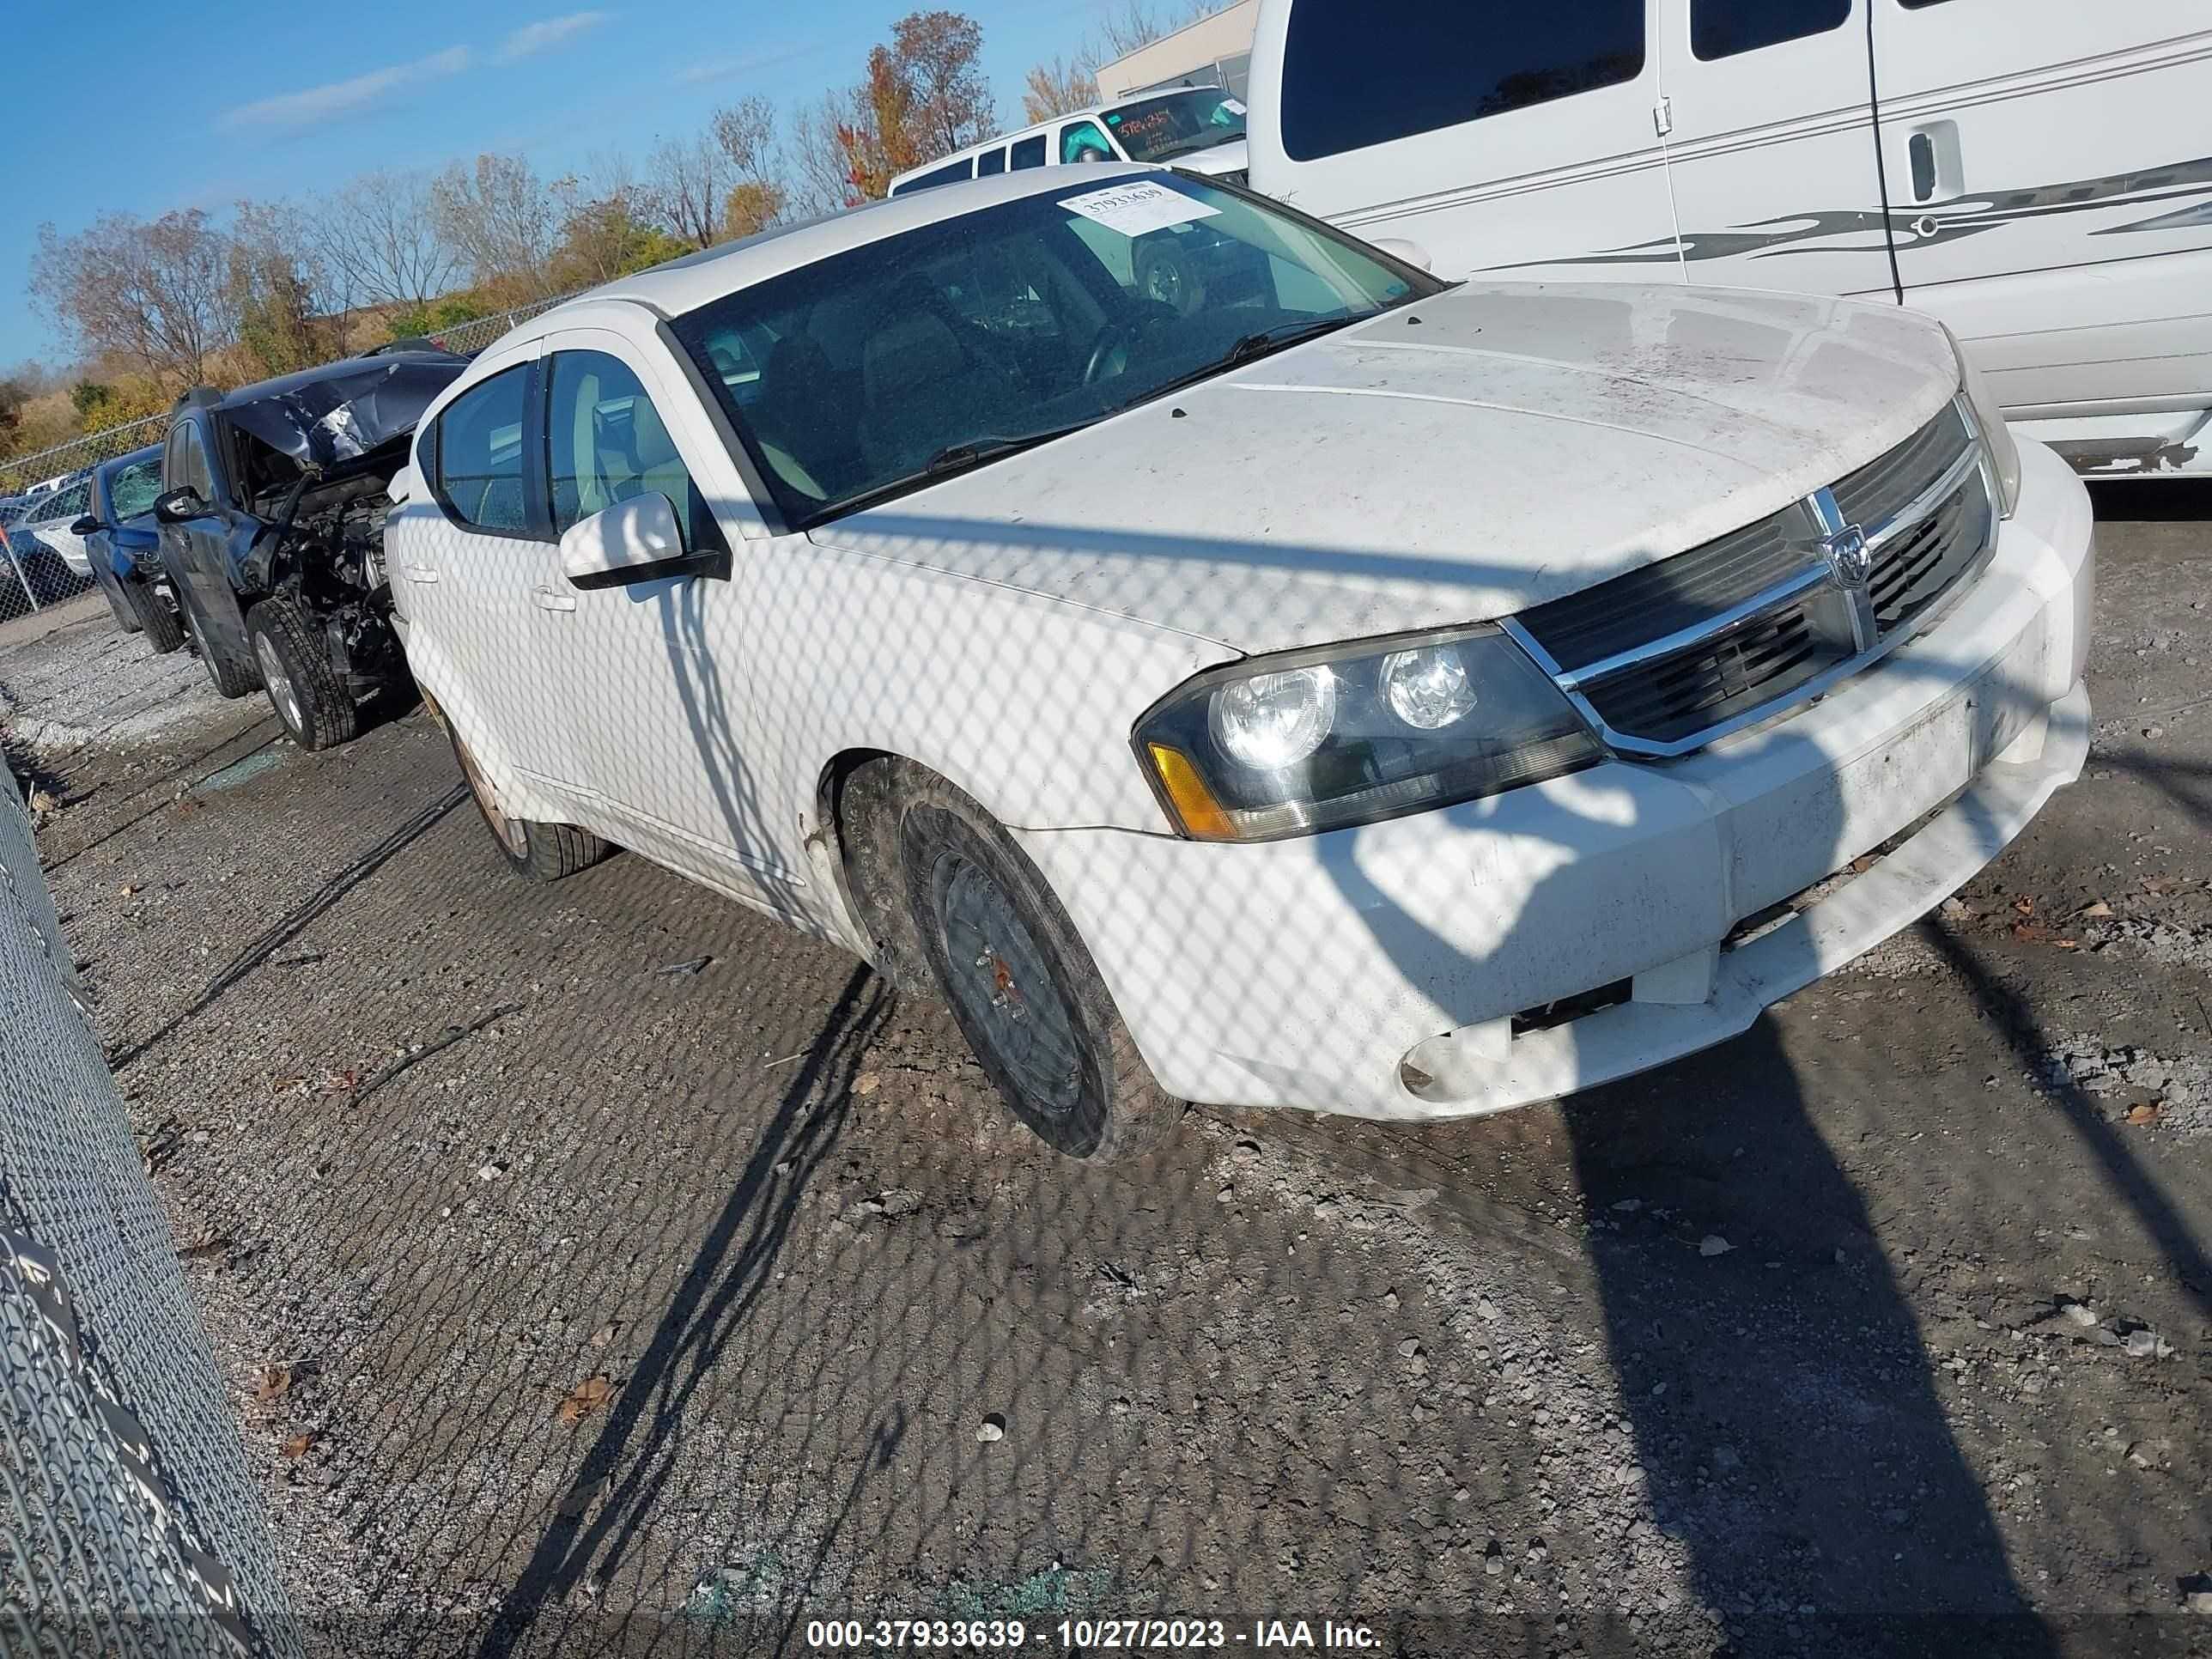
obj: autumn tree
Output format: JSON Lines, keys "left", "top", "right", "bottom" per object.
{"left": 1022, "top": 56, "right": 1097, "bottom": 123}
{"left": 826, "top": 10, "right": 995, "bottom": 201}
{"left": 1092, "top": 0, "right": 1215, "bottom": 63}
{"left": 713, "top": 96, "right": 787, "bottom": 241}
{"left": 228, "top": 198, "right": 338, "bottom": 377}
{"left": 29, "top": 210, "right": 233, "bottom": 391}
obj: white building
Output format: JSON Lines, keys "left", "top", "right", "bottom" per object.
{"left": 1093, "top": 0, "right": 1259, "bottom": 101}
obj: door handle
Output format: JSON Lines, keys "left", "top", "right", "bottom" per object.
{"left": 1903, "top": 119, "right": 1961, "bottom": 205}
{"left": 401, "top": 563, "right": 439, "bottom": 583}
{"left": 1908, "top": 132, "right": 1936, "bottom": 203}
{"left": 532, "top": 585, "right": 577, "bottom": 613}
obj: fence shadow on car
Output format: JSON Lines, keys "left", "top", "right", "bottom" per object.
{"left": 46, "top": 499, "right": 2202, "bottom": 1659}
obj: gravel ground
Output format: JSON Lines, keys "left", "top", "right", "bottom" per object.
{"left": 6, "top": 486, "right": 2212, "bottom": 1658}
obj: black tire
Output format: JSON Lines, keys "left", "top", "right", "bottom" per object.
{"left": 870, "top": 761, "right": 1181, "bottom": 1162}
{"left": 125, "top": 582, "right": 185, "bottom": 653}
{"left": 246, "top": 598, "right": 357, "bottom": 750}
{"left": 450, "top": 727, "right": 609, "bottom": 882}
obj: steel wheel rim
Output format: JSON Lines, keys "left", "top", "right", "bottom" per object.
{"left": 253, "top": 634, "right": 303, "bottom": 735}
{"left": 455, "top": 739, "right": 528, "bottom": 858}
{"left": 933, "top": 854, "right": 1082, "bottom": 1117}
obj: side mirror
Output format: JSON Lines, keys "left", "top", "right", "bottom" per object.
{"left": 70, "top": 514, "right": 100, "bottom": 536}
{"left": 153, "top": 486, "right": 206, "bottom": 525}
{"left": 1372, "top": 236, "right": 1433, "bottom": 274}
{"left": 560, "top": 493, "right": 713, "bottom": 591}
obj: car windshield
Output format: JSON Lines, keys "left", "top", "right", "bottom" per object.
{"left": 108, "top": 457, "right": 163, "bottom": 520}
{"left": 1102, "top": 88, "right": 1246, "bottom": 162}
{"left": 672, "top": 174, "right": 1431, "bottom": 529}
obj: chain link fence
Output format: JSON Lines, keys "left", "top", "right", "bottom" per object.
{"left": 0, "top": 295, "right": 580, "bottom": 635}
{"left": 0, "top": 773, "right": 303, "bottom": 1658}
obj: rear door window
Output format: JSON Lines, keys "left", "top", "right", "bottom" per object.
{"left": 1692, "top": 0, "right": 1851, "bottom": 58}
{"left": 1279, "top": 0, "right": 1645, "bottom": 160}
{"left": 1010, "top": 133, "right": 1048, "bottom": 169}
{"left": 431, "top": 367, "right": 534, "bottom": 538}
{"left": 976, "top": 146, "right": 1007, "bottom": 176}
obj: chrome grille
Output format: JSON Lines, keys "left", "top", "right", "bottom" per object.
{"left": 1507, "top": 398, "right": 1996, "bottom": 758}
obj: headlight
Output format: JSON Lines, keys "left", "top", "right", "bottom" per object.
{"left": 1945, "top": 324, "right": 2021, "bottom": 518}
{"left": 1135, "top": 624, "right": 1602, "bottom": 842}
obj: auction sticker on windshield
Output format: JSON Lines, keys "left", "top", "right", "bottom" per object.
{"left": 1060, "top": 180, "right": 1221, "bottom": 239}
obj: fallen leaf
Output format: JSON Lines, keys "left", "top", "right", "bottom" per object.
{"left": 279, "top": 1431, "right": 314, "bottom": 1459}
{"left": 320, "top": 1068, "right": 358, "bottom": 1094}
{"left": 2009, "top": 921, "right": 2046, "bottom": 943}
{"left": 556, "top": 1374, "right": 615, "bottom": 1427}
{"left": 118, "top": 884, "right": 140, "bottom": 898}
{"left": 854, "top": 1073, "right": 881, "bottom": 1097}
{"left": 27, "top": 788, "right": 58, "bottom": 814}
{"left": 2011, "top": 896, "right": 2036, "bottom": 918}
{"left": 2127, "top": 1102, "right": 2163, "bottom": 1127}
{"left": 2076, "top": 900, "right": 2114, "bottom": 920}
{"left": 252, "top": 1365, "right": 292, "bottom": 1404}
{"left": 589, "top": 1322, "right": 619, "bottom": 1350}
{"left": 2142, "top": 877, "right": 2173, "bottom": 896}
{"left": 269, "top": 1074, "right": 306, "bottom": 1097}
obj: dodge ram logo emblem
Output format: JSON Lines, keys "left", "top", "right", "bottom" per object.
{"left": 1823, "top": 523, "right": 1872, "bottom": 588}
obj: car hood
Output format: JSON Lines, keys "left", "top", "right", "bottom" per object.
{"left": 1173, "top": 137, "right": 1249, "bottom": 176}
{"left": 225, "top": 357, "right": 459, "bottom": 469}
{"left": 810, "top": 283, "right": 1963, "bottom": 657}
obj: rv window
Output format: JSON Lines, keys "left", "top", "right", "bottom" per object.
{"left": 1279, "top": 0, "right": 1645, "bottom": 161}
{"left": 977, "top": 146, "right": 1007, "bottom": 176}
{"left": 1692, "top": 0, "right": 1850, "bottom": 59}
{"left": 1060, "top": 120, "right": 1115, "bottom": 164}
{"left": 1010, "top": 134, "right": 1048, "bottom": 169}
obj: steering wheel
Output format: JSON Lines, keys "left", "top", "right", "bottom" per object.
{"left": 1082, "top": 300, "right": 1182, "bottom": 386}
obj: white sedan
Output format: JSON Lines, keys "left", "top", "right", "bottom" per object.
{"left": 386, "top": 164, "right": 2094, "bottom": 1160}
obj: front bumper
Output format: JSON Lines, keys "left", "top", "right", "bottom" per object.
{"left": 1015, "top": 438, "right": 2095, "bottom": 1120}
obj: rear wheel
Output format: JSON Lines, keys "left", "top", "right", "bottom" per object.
{"left": 246, "top": 598, "right": 356, "bottom": 750}
{"left": 125, "top": 582, "right": 184, "bottom": 653}
{"left": 450, "top": 728, "right": 609, "bottom": 882}
{"left": 860, "top": 762, "right": 1181, "bottom": 1161}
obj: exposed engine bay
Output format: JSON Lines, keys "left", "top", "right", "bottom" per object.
{"left": 238, "top": 436, "right": 409, "bottom": 694}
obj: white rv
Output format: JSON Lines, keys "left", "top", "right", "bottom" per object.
{"left": 888, "top": 87, "right": 1251, "bottom": 198}
{"left": 1245, "top": 0, "right": 2212, "bottom": 477}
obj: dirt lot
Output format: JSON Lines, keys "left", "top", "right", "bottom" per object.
{"left": 6, "top": 487, "right": 2211, "bottom": 1658}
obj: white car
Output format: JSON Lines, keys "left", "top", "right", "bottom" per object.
{"left": 388, "top": 165, "right": 2094, "bottom": 1160}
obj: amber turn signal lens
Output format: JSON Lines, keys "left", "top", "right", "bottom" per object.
{"left": 1146, "top": 743, "right": 1237, "bottom": 841}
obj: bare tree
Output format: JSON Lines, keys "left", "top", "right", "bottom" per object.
{"left": 1092, "top": 0, "right": 1215, "bottom": 63}
{"left": 432, "top": 154, "right": 558, "bottom": 302}
{"left": 711, "top": 96, "right": 787, "bottom": 242}
{"left": 228, "top": 198, "right": 339, "bottom": 376}
{"left": 311, "top": 171, "right": 459, "bottom": 313}
{"left": 1022, "top": 55, "right": 1098, "bottom": 123}
{"left": 645, "top": 132, "right": 735, "bottom": 250}
{"left": 784, "top": 91, "right": 866, "bottom": 217}
{"left": 29, "top": 210, "right": 233, "bottom": 391}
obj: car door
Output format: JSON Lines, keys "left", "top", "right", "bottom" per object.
{"left": 409, "top": 351, "right": 584, "bottom": 798}
{"left": 538, "top": 330, "right": 798, "bottom": 908}
{"left": 1872, "top": 0, "right": 2212, "bottom": 419}
{"left": 161, "top": 419, "right": 251, "bottom": 665}
{"left": 1656, "top": 0, "right": 1894, "bottom": 299}
{"left": 1251, "top": 0, "right": 1682, "bottom": 283}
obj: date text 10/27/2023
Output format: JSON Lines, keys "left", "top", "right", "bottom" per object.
{"left": 803, "top": 1618, "right": 1382, "bottom": 1650}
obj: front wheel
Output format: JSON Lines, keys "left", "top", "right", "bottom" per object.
{"left": 886, "top": 765, "right": 1181, "bottom": 1161}
{"left": 246, "top": 598, "right": 356, "bottom": 750}
{"left": 450, "top": 728, "right": 609, "bottom": 882}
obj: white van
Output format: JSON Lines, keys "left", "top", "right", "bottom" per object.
{"left": 889, "top": 86, "right": 1252, "bottom": 198}
{"left": 1245, "top": 0, "right": 2212, "bottom": 478}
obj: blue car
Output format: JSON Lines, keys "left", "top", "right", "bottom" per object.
{"left": 77, "top": 445, "right": 184, "bottom": 648}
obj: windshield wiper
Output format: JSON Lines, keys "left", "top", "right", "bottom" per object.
{"left": 1112, "top": 313, "right": 1363, "bottom": 413}
{"left": 809, "top": 422, "right": 1102, "bottom": 524}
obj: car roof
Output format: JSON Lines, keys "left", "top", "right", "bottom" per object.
{"left": 538, "top": 162, "right": 1166, "bottom": 327}
{"left": 890, "top": 87, "right": 1228, "bottom": 184}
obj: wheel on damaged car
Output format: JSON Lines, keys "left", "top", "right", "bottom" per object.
{"left": 878, "top": 762, "right": 1181, "bottom": 1162}
{"left": 124, "top": 582, "right": 184, "bottom": 653}
{"left": 449, "top": 728, "right": 609, "bottom": 882}
{"left": 246, "top": 598, "right": 357, "bottom": 750}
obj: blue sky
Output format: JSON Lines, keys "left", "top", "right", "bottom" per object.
{"left": 0, "top": 0, "right": 1105, "bottom": 368}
